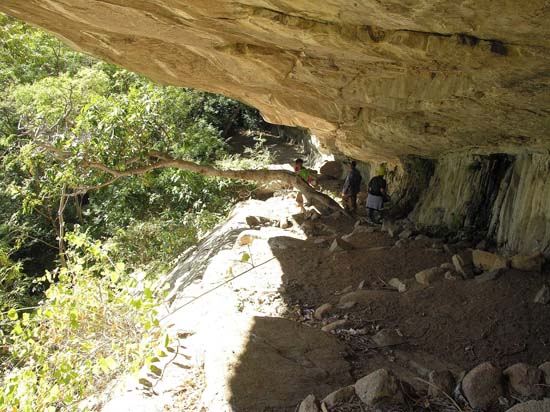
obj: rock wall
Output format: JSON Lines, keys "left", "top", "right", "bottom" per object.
{"left": 409, "top": 153, "right": 550, "bottom": 256}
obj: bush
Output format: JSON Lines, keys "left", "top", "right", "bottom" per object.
{"left": 0, "top": 230, "right": 167, "bottom": 412}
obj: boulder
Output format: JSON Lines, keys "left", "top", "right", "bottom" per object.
{"left": 354, "top": 369, "right": 404, "bottom": 406}
{"left": 321, "top": 319, "right": 348, "bottom": 333}
{"left": 319, "top": 161, "right": 343, "bottom": 179}
{"left": 472, "top": 249, "right": 509, "bottom": 271}
{"left": 534, "top": 285, "right": 550, "bottom": 304}
{"left": 299, "top": 394, "right": 320, "bottom": 412}
{"left": 321, "top": 385, "right": 355, "bottom": 408}
{"left": 428, "top": 370, "right": 455, "bottom": 397}
{"left": 415, "top": 267, "right": 446, "bottom": 285}
{"left": 462, "top": 362, "right": 503, "bottom": 409}
{"left": 452, "top": 254, "right": 474, "bottom": 278}
{"left": 371, "top": 329, "right": 404, "bottom": 347}
{"left": 329, "top": 238, "right": 354, "bottom": 253}
{"left": 511, "top": 253, "right": 545, "bottom": 272}
{"left": 505, "top": 399, "right": 550, "bottom": 412}
{"left": 388, "top": 278, "right": 407, "bottom": 293}
{"left": 504, "top": 363, "right": 545, "bottom": 399}
{"left": 314, "top": 303, "right": 333, "bottom": 320}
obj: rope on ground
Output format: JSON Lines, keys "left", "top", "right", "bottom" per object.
{"left": 160, "top": 256, "right": 276, "bottom": 321}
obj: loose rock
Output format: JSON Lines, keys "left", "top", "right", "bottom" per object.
{"left": 428, "top": 370, "right": 455, "bottom": 397}
{"left": 415, "top": 267, "right": 446, "bottom": 285}
{"left": 505, "top": 399, "right": 550, "bottom": 412}
{"left": 314, "top": 303, "right": 333, "bottom": 320}
{"left": 534, "top": 285, "right": 550, "bottom": 304}
{"left": 354, "top": 369, "right": 404, "bottom": 406}
{"left": 372, "top": 329, "right": 404, "bottom": 347}
{"left": 538, "top": 362, "right": 550, "bottom": 385}
{"left": 462, "top": 362, "right": 503, "bottom": 409}
{"left": 399, "top": 229, "right": 413, "bottom": 239}
{"left": 444, "top": 271, "right": 460, "bottom": 281}
{"left": 321, "top": 385, "right": 355, "bottom": 408}
{"left": 322, "top": 319, "right": 348, "bottom": 333}
{"left": 440, "top": 262, "right": 454, "bottom": 270}
{"left": 511, "top": 253, "right": 545, "bottom": 272}
{"left": 388, "top": 278, "right": 407, "bottom": 293}
{"left": 472, "top": 249, "right": 509, "bottom": 271}
{"left": 475, "top": 268, "right": 503, "bottom": 283}
{"left": 452, "top": 254, "right": 474, "bottom": 278}
{"left": 504, "top": 363, "right": 545, "bottom": 399}
{"left": 299, "top": 394, "right": 321, "bottom": 412}
{"left": 329, "top": 238, "right": 354, "bottom": 253}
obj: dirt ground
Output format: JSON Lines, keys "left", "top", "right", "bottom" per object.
{"left": 266, "top": 210, "right": 550, "bottom": 410}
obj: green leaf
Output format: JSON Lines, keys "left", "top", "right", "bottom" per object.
{"left": 7, "top": 308, "right": 18, "bottom": 321}
{"left": 241, "top": 253, "right": 250, "bottom": 263}
{"left": 98, "top": 356, "right": 117, "bottom": 373}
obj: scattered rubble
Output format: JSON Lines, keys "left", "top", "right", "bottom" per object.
{"left": 452, "top": 254, "right": 474, "bottom": 278}
{"left": 322, "top": 319, "right": 348, "bottom": 333}
{"left": 314, "top": 303, "right": 333, "bottom": 320}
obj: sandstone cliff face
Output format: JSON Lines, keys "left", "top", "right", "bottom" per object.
{"left": 2, "top": 1, "right": 550, "bottom": 161}
{"left": 3, "top": 1, "right": 550, "bottom": 254}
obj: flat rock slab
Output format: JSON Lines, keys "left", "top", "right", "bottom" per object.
{"left": 202, "top": 316, "right": 352, "bottom": 412}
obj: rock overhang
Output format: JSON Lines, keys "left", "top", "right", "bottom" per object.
{"left": 1, "top": 1, "right": 550, "bottom": 162}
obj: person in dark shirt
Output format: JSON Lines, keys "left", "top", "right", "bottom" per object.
{"left": 366, "top": 165, "right": 388, "bottom": 223}
{"left": 341, "top": 160, "right": 362, "bottom": 212}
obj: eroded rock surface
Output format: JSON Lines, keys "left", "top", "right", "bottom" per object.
{"left": 2, "top": 1, "right": 550, "bottom": 162}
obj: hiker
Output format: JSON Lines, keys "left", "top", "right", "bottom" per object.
{"left": 294, "top": 158, "right": 313, "bottom": 212}
{"left": 341, "top": 160, "right": 362, "bottom": 212}
{"left": 366, "top": 165, "right": 388, "bottom": 223}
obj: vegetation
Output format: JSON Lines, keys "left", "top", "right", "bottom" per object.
{"left": 0, "top": 13, "right": 271, "bottom": 411}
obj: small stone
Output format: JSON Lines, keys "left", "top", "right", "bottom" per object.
{"left": 354, "top": 369, "right": 404, "bottom": 406}
{"left": 321, "top": 385, "right": 355, "bottom": 408}
{"left": 399, "top": 229, "right": 413, "bottom": 239}
{"left": 339, "top": 301, "right": 356, "bottom": 310}
{"left": 321, "top": 319, "right": 348, "bottom": 333}
{"left": 388, "top": 278, "right": 407, "bottom": 293}
{"left": 372, "top": 329, "right": 404, "bottom": 347}
{"left": 511, "top": 253, "right": 545, "bottom": 272}
{"left": 440, "top": 262, "right": 454, "bottom": 270}
{"left": 394, "top": 239, "right": 408, "bottom": 248}
{"left": 357, "top": 280, "right": 366, "bottom": 290}
{"left": 452, "top": 254, "right": 474, "bottom": 278}
{"left": 415, "top": 267, "right": 446, "bottom": 285}
{"left": 280, "top": 219, "right": 292, "bottom": 229}
{"left": 314, "top": 303, "right": 333, "bottom": 320}
{"left": 462, "top": 362, "right": 503, "bottom": 409}
{"left": 472, "top": 249, "right": 508, "bottom": 271}
{"left": 504, "top": 363, "right": 545, "bottom": 399}
{"left": 313, "top": 237, "right": 329, "bottom": 245}
{"left": 534, "top": 285, "right": 550, "bottom": 304}
{"left": 444, "top": 271, "right": 460, "bottom": 281}
{"left": 475, "top": 268, "right": 503, "bottom": 283}
{"left": 428, "top": 370, "right": 455, "bottom": 397}
{"left": 505, "top": 400, "right": 550, "bottom": 412}
{"left": 330, "top": 238, "right": 354, "bottom": 253}
{"left": 538, "top": 361, "right": 550, "bottom": 385}
{"left": 299, "top": 394, "right": 321, "bottom": 412}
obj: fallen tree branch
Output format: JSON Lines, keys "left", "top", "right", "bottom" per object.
{"left": 38, "top": 144, "right": 346, "bottom": 215}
